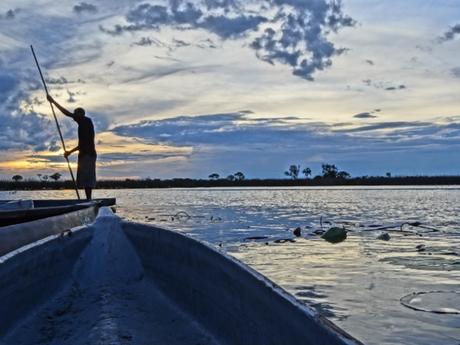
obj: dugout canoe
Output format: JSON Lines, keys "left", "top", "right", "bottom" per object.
{"left": 0, "top": 199, "right": 116, "bottom": 256}
{"left": 0, "top": 198, "right": 116, "bottom": 227}
{"left": 0, "top": 207, "right": 361, "bottom": 345}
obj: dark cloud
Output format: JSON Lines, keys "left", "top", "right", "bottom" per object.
{"left": 133, "top": 37, "right": 165, "bottom": 47}
{"left": 46, "top": 76, "right": 69, "bottom": 85}
{"left": 1, "top": 9, "right": 19, "bottom": 20}
{"left": 335, "top": 121, "right": 433, "bottom": 133}
{"left": 112, "top": 112, "right": 460, "bottom": 152}
{"left": 439, "top": 24, "right": 460, "bottom": 42}
{"left": 353, "top": 112, "right": 377, "bottom": 119}
{"left": 108, "top": 111, "right": 460, "bottom": 176}
{"left": 0, "top": 71, "right": 66, "bottom": 152}
{"left": 201, "top": 14, "right": 267, "bottom": 38}
{"left": 101, "top": 0, "right": 355, "bottom": 80}
{"left": 451, "top": 67, "right": 460, "bottom": 78}
{"left": 66, "top": 90, "right": 77, "bottom": 103}
{"left": 385, "top": 85, "right": 406, "bottom": 91}
{"left": 73, "top": 2, "right": 98, "bottom": 14}
{"left": 172, "top": 38, "right": 191, "bottom": 47}
{"left": 363, "top": 79, "right": 407, "bottom": 91}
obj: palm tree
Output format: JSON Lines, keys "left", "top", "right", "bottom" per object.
{"left": 12, "top": 175, "right": 23, "bottom": 182}
{"left": 302, "top": 167, "right": 312, "bottom": 179}
{"left": 284, "top": 165, "right": 300, "bottom": 179}
{"left": 321, "top": 164, "right": 338, "bottom": 178}
{"left": 208, "top": 173, "right": 220, "bottom": 180}
{"left": 49, "top": 172, "right": 62, "bottom": 181}
{"left": 234, "top": 172, "right": 245, "bottom": 181}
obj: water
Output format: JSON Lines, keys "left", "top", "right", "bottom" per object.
{"left": 2, "top": 187, "right": 460, "bottom": 344}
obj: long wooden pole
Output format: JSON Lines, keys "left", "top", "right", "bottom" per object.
{"left": 30, "top": 45, "right": 81, "bottom": 200}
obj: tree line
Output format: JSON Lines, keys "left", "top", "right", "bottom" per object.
{"left": 4, "top": 163, "right": 460, "bottom": 190}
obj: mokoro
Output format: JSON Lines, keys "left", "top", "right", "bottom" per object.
{"left": 0, "top": 203, "right": 99, "bottom": 257}
{"left": 0, "top": 208, "right": 361, "bottom": 345}
{"left": 0, "top": 198, "right": 116, "bottom": 227}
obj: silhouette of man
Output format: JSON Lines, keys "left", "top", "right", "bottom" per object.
{"left": 47, "top": 95, "right": 97, "bottom": 200}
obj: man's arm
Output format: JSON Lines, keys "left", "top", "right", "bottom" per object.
{"left": 47, "top": 95, "right": 74, "bottom": 118}
{"left": 64, "top": 146, "right": 79, "bottom": 158}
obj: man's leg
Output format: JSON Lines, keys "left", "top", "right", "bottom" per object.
{"left": 85, "top": 188, "right": 92, "bottom": 200}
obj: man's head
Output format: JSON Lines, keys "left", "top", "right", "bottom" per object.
{"left": 74, "top": 107, "right": 85, "bottom": 118}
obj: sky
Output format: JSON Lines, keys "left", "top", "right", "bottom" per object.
{"left": 0, "top": 0, "right": 459, "bottom": 179}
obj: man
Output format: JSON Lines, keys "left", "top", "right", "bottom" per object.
{"left": 47, "top": 95, "right": 97, "bottom": 200}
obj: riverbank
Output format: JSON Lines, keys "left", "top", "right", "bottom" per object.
{"left": 2, "top": 176, "right": 460, "bottom": 190}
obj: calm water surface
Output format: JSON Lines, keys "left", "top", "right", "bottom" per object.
{"left": 2, "top": 187, "right": 460, "bottom": 344}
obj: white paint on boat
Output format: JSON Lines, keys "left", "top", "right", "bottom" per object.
{"left": 0, "top": 205, "right": 97, "bottom": 256}
{"left": 0, "top": 200, "right": 34, "bottom": 210}
{"left": 0, "top": 207, "right": 361, "bottom": 345}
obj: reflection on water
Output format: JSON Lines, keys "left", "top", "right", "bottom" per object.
{"left": 2, "top": 187, "right": 460, "bottom": 344}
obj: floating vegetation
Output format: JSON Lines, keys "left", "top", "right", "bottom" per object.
{"left": 361, "top": 221, "right": 441, "bottom": 233}
{"left": 274, "top": 238, "right": 296, "bottom": 244}
{"left": 244, "top": 236, "right": 269, "bottom": 241}
{"left": 321, "top": 227, "right": 347, "bottom": 244}
{"left": 400, "top": 291, "right": 460, "bottom": 314}
{"left": 416, "top": 244, "right": 426, "bottom": 252}
{"left": 293, "top": 227, "right": 302, "bottom": 237}
{"left": 376, "top": 232, "right": 391, "bottom": 241}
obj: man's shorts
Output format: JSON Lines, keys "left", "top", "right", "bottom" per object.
{"left": 77, "top": 154, "right": 97, "bottom": 188}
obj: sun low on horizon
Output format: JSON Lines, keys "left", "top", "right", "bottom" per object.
{"left": 1, "top": 0, "right": 459, "bottom": 180}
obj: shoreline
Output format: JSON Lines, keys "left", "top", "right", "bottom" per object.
{"left": 3, "top": 176, "right": 460, "bottom": 190}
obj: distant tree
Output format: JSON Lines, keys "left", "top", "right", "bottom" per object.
{"left": 322, "top": 164, "right": 338, "bottom": 178}
{"left": 302, "top": 167, "right": 312, "bottom": 179}
{"left": 337, "top": 171, "right": 351, "bottom": 179}
{"left": 226, "top": 174, "right": 236, "bottom": 181}
{"left": 234, "top": 172, "right": 245, "bottom": 181}
{"left": 49, "top": 172, "right": 62, "bottom": 181}
{"left": 386, "top": 172, "right": 391, "bottom": 178}
{"left": 208, "top": 173, "right": 220, "bottom": 180}
{"left": 12, "top": 175, "right": 23, "bottom": 182}
{"left": 284, "top": 165, "right": 300, "bottom": 179}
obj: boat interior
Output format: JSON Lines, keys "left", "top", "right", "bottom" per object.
{"left": 0, "top": 208, "right": 358, "bottom": 345}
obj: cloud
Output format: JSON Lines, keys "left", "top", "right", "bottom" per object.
{"left": 363, "top": 79, "right": 407, "bottom": 91}
{"left": 0, "top": 70, "right": 64, "bottom": 153}
{"left": 66, "top": 90, "right": 77, "bottom": 103}
{"left": 385, "top": 85, "right": 406, "bottom": 91}
{"left": 45, "top": 76, "right": 85, "bottom": 85}
{"left": 108, "top": 112, "right": 460, "bottom": 177}
{"left": 451, "top": 67, "right": 460, "bottom": 78}
{"left": 353, "top": 112, "right": 377, "bottom": 119}
{"left": 112, "top": 112, "right": 460, "bottom": 150}
{"left": 122, "top": 64, "right": 218, "bottom": 83}
{"left": 0, "top": 9, "right": 20, "bottom": 20}
{"left": 439, "top": 24, "right": 460, "bottom": 42}
{"left": 73, "top": 2, "right": 98, "bottom": 15}
{"left": 100, "top": 0, "right": 355, "bottom": 80}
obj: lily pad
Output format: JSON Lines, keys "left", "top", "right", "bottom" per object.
{"left": 400, "top": 291, "right": 460, "bottom": 314}
{"left": 321, "top": 227, "right": 347, "bottom": 244}
{"left": 377, "top": 233, "right": 391, "bottom": 241}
